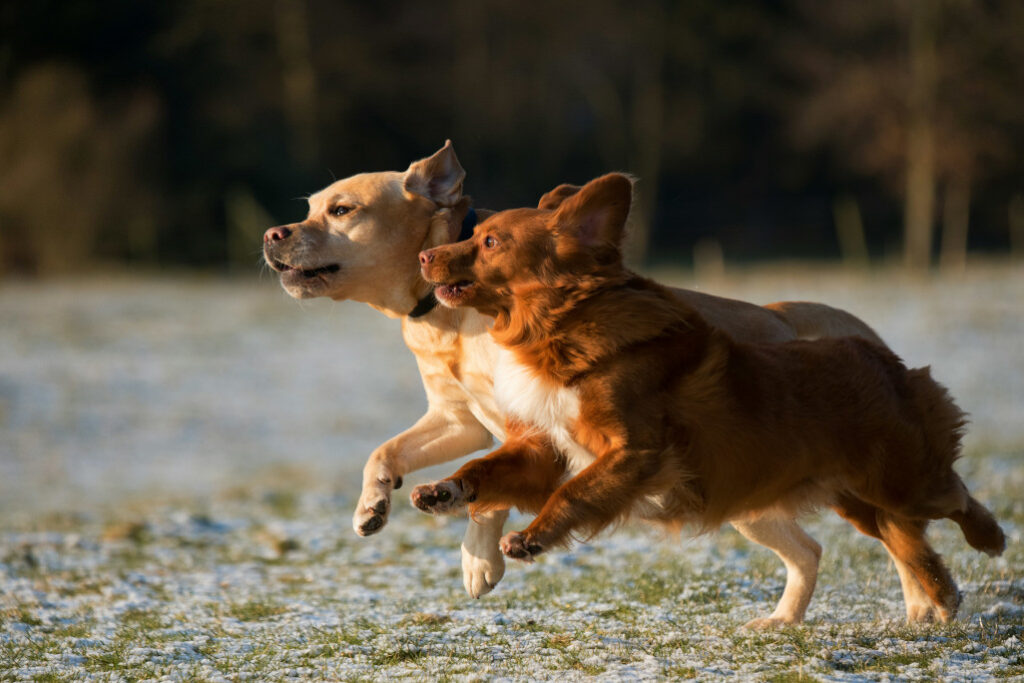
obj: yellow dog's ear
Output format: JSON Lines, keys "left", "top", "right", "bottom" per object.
{"left": 421, "top": 208, "right": 456, "bottom": 251}
{"left": 421, "top": 197, "right": 474, "bottom": 250}
{"left": 552, "top": 173, "right": 633, "bottom": 250}
{"left": 404, "top": 139, "right": 466, "bottom": 207}
{"left": 537, "top": 183, "right": 582, "bottom": 210}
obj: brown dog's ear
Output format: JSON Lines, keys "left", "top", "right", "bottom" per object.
{"left": 552, "top": 174, "right": 633, "bottom": 250}
{"left": 404, "top": 139, "right": 466, "bottom": 206}
{"left": 537, "top": 183, "right": 582, "bottom": 210}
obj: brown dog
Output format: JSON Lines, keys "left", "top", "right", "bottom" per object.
{"left": 412, "top": 173, "right": 1005, "bottom": 624}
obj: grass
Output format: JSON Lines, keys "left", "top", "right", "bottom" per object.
{"left": 225, "top": 599, "right": 290, "bottom": 622}
{"left": 369, "top": 643, "right": 429, "bottom": 667}
{"left": 0, "top": 492, "right": 1021, "bottom": 679}
{"left": 11, "top": 607, "right": 42, "bottom": 627}
{"left": 402, "top": 612, "right": 453, "bottom": 627}
{"left": 764, "top": 673, "right": 822, "bottom": 683}
{"left": 119, "top": 608, "right": 165, "bottom": 631}
{"left": 1, "top": 271, "right": 1022, "bottom": 679}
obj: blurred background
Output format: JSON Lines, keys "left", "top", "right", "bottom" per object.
{"left": 1, "top": 0, "right": 1023, "bottom": 517}
{"left": 2, "top": 0, "right": 1023, "bottom": 274}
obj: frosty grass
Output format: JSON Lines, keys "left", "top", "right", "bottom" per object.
{"left": 1, "top": 265, "right": 1022, "bottom": 680}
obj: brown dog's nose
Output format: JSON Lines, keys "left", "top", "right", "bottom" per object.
{"left": 264, "top": 226, "right": 292, "bottom": 243}
{"left": 419, "top": 250, "right": 435, "bottom": 266}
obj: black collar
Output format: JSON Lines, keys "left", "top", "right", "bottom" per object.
{"left": 408, "top": 208, "right": 478, "bottom": 319}
{"left": 406, "top": 292, "right": 440, "bottom": 319}
{"left": 458, "top": 208, "right": 478, "bottom": 242}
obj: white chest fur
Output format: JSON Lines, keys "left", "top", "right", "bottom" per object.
{"left": 493, "top": 348, "right": 597, "bottom": 475}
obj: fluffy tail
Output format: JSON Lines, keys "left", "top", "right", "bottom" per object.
{"left": 906, "top": 366, "right": 967, "bottom": 472}
{"left": 904, "top": 366, "right": 1006, "bottom": 556}
{"left": 951, "top": 495, "right": 1007, "bottom": 557}
{"left": 765, "top": 301, "right": 885, "bottom": 346}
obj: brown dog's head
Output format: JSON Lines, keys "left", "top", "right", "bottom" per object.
{"left": 418, "top": 173, "right": 633, "bottom": 317}
{"left": 263, "top": 141, "right": 467, "bottom": 314}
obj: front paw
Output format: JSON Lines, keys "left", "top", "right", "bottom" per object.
{"left": 462, "top": 542, "right": 505, "bottom": 598}
{"left": 500, "top": 531, "right": 543, "bottom": 562}
{"left": 353, "top": 473, "right": 402, "bottom": 537}
{"left": 462, "top": 508, "right": 509, "bottom": 598}
{"left": 410, "top": 480, "right": 475, "bottom": 514}
{"left": 743, "top": 617, "right": 794, "bottom": 630}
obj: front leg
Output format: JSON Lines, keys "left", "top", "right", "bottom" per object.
{"left": 409, "top": 424, "right": 562, "bottom": 598}
{"left": 354, "top": 406, "right": 492, "bottom": 536}
{"left": 500, "top": 447, "right": 661, "bottom": 560}
{"left": 411, "top": 427, "right": 564, "bottom": 516}
{"left": 461, "top": 507, "right": 509, "bottom": 598}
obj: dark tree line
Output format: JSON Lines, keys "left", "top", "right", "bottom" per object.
{"left": 1, "top": 0, "right": 1021, "bottom": 275}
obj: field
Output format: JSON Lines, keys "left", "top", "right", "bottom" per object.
{"left": 1, "top": 265, "right": 1022, "bottom": 681}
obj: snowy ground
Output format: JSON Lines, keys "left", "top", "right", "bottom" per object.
{"left": 1, "top": 264, "right": 1022, "bottom": 680}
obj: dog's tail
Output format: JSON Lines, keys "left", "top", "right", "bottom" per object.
{"left": 903, "top": 366, "right": 1006, "bottom": 557}
{"left": 765, "top": 301, "right": 886, "bottom": 346}
{"left": 905, "top": 366, "right": 967, "bottom": 472}
{"left": 951, "top": 494, "right": 1007, "bottom": 557}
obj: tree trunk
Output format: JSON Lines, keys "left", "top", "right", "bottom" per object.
{"left": 623, "top": 6, "right": 667, "bottom": 267}
{"left": 833, "top": 195, "right": 870, "bottom": 267}
{"left": 903, "top": 0, "right": 938, "bottom": 270}
{"left": 939, "top": 175, "right": 970, "bottom": 273}
{"left": 1009, "top": 194, "right": 1024, "bottom": 260}
{"left": 275, "top": 0, "right": 317, "bottom": 168}
{"left": 451, "top": 0, "right": 489, "bottom": 180}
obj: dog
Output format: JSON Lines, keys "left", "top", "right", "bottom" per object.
{"left": 411, "top": 172, "right": 1006, "bottom": 625}
{"left": 262, "top": 142, "right": 944, "bottom": 625}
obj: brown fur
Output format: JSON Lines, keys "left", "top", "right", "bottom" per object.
{"left": 414, "top": 173, "right": 1005, "bottom": 622}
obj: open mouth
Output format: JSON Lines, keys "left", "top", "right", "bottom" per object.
{"left": 435, "top": 280, "right": 475, "bottom": 303}
{"left": 270, "top": 259, "right": 341, "bottom": 279}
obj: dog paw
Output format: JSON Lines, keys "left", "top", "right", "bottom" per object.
{"left": 352, "top": 474, "right": 402, "bottom": 537}
{"left": 743, "top": 617, "right": 794, "bottom": 630}
{"left": 906, "top": 603, "right": 940, "bottom": 624}
{"left": 905, "top": 589, "right": 960, "bottom": 624}
{"left": 500, "top": 531, "right": 543, "bottom": 562}
{"left": 462, "top": 542, "right": 505, "bottom": 598}
{"left": 410, "top": 480, "right": 474, "bottom": 515}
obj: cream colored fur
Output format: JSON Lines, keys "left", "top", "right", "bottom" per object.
{"left": 494, "top": 348, "right": 593, "bottom": 475}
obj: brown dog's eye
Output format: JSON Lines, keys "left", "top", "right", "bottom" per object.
{"left": 331, "top": 205, "right": 352, "bottom": 217}
{"left": 484, "top": 235, "right": 497, "bottom": 249}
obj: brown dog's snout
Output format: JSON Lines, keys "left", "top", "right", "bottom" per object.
{"left": 264, "top": 226, "right": 293, "bottom": 243}
{"left": 419, "top": 250, "right": 436, "bottom": 266}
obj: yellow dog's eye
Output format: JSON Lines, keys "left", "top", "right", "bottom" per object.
{"left": 331, "top": 205, "right": 352, "bottom": 217}
{"left": 484, "top": 235, "right": 497, "bottom": 248}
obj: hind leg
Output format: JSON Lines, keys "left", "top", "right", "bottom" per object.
{"left": 732, "top": 517, "right": 821, "bottom": 629}
{"left": 875, "top": 512, "right": 960, "bottom": 622}
{"left": 832, "top": 495, "right": 943, "bottom": 623}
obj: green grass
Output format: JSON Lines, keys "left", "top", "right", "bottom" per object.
{"left": 1, "top": 478, "right": 1020, "bottom": 681}
{"left": 261, "top": 490, "right": 301, "bottom": 519}
{"left": 224, "top": 599, "right": 289, "bottom": 622}
{"left": 119, "top": 608, "right": 165, "bottom": 631}
{"left": 765, "top": 672, "right": 823, "bottom": 683}
{"left": 30, "top": 673, "right": 66, "bottom": 683}
{"left": 402, "top": 612, "right": 452, "bottom": 627}
{"left": 370, "top": 643, "right": 428, "bottom": 667}
{"left": 12, "top": 606, "right": 43, "bottom": 627}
